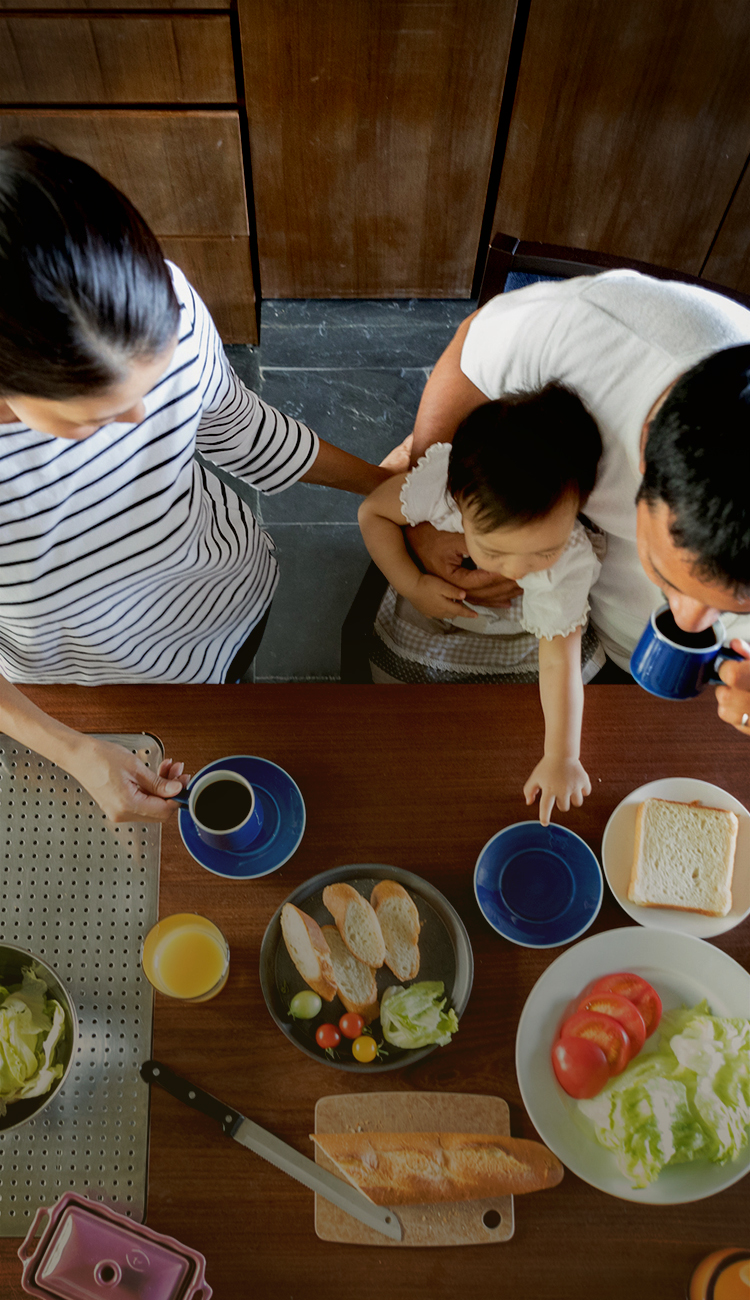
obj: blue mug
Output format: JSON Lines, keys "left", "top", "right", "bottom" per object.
{"left": 173, "top": 766, "right": 263, "bottom": 852}
{"left": 630, "top": 603, "right": 744, "bottom": 700}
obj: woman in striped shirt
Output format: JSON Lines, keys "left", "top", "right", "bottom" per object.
{"left": 0, "top": 141, "right": 388, "bottom": 822}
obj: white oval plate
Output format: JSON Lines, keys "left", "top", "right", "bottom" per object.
{"left": 601, "top": 778, "right": 750, "bottom": 937}
{"left": 516, "top": 926, "right": 750, "bottom": 1204}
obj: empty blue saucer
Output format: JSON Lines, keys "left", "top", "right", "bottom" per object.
{"left": 178, "top": 755, "right": 305, "bottom": 880}
{"left": 474, "top": 821, "right": 602, "bottom": 948}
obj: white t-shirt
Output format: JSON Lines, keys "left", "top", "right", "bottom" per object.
{"left": 460, "top": 271, "right": 750, "bottom": 668}
{"left": 0, "top": 264, "right": 319, "bottom": 684}
{"left": 400, "top": 443, "right": 601, "bottom": 640}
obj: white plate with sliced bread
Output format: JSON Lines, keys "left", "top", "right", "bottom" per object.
{"left": 601, "top": 778, "right": 750, "bottom": 937}
{"left": 516, "top": 926, "right": 750, "bottom": 1203}
{"left": 260, "top": 864, "right": 473, "bottom": 1072}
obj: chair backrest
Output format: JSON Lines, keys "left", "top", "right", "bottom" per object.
{"left": 478, "top": 232, "right": 750, "bottom": 311}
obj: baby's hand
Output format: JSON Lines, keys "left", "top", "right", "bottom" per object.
{"left": 408, "top": 573, "right": 478, "bottom": 621}
{"left": 523, "top": 756, "right": 592, "bottom": 827}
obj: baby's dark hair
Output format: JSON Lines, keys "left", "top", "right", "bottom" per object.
{"left": 447, "top": 384, "right": 602, "bottom": 533}
{"left": 0, "top": 138, "right": 180, "bottom": 400}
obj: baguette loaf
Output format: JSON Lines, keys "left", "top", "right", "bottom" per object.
{"left": 321, "top": 925, "right": 379, "bottom": 1024}
{"left": 628, "top": 798, "right": 738, "bottom": 917}
{"left": 322, "top": 883, "right": 386, "bottom": 968}
{"left": 280, "top": 903, "right": 337, "bottom": 1001}
{"left": 370, "top": 880, "right": 421, "bottom": 981}
{"left": 311, "top": 1131, "right": 564, "bottom": 1204}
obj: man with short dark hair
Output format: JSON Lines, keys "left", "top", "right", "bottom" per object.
{"left": 400, "top": 271, "right": 750, "bottom": 733}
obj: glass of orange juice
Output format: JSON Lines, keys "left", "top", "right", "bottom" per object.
{"left": 141, "top": 913, "right": 229, "bottom": 1002}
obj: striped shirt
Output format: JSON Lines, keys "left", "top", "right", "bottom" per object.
{"left": 0, "top": 264, "right": 319, "bottom": 684}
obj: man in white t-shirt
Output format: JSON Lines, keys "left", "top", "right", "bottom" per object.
{"left": 401, "top": 271, "right": 750, "bottom": 735}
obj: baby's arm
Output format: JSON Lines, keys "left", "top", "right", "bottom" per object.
{"left": 522, "top": 627, "right": 591, "bottom": 826}
{"left": 358, "top": 476, "right": 476, "bottom": 620}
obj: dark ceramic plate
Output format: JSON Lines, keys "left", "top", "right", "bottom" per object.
{"left": 259, "top": 864, "right": 473, "bottom": 1072}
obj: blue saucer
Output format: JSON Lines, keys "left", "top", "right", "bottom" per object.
{"left": 178, "top": 755, "right": 305, "bottom": 879}
{"left": 474, "top": 821, "right": 602, "bottom": 948}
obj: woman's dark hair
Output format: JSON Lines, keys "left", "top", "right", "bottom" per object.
{"left": 637, "top": 345, "right": 750, "bottom": 591}
{"left": 446, "top": 384, "right": 602, "bottom": 532}
{"left": 0, "top": 139, "right": 180, "bottom": 399}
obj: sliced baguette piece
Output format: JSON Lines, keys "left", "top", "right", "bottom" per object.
{"left": 280, "top": 903, "right": 337, "bottom": 1001}
{"left": 627, "top": 797, "right": 738, "bottom": 917}
{"left": 322, "top": 883, "right": 386, "bottom": 968}
{"left": 370, "top": 880, "right": 421, "bottom": 981}
{"left": 311, "top": 1131, "right": 564, "bottom": 1204}
{"left": 321, "top": 925, "right": 379, "bottom": 1024}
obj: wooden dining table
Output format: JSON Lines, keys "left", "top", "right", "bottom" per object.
{"left": 1, "top": 682, "right": 748, "bottom": 1300}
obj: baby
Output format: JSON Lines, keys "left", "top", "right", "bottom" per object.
{"left": 358, "top": 385, "right": 603, "bottom": 824}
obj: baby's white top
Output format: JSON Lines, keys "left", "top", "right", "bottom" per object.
{"left": 399, "top": 442, "right": 601, "bottom": 641}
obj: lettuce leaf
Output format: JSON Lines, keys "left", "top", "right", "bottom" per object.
{"left": 578, "top": 1000, "right": 750, "bottom": 1187}
{"left": 380, "top": 981, "right": 459, "bottom": 1048}
{"left": 0, "top": 968, "right": 66, "bottom": 1115}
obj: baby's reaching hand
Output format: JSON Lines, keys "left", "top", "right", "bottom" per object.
{"left": 408, "top": 573, "right": 479, "bottom": 621}
{"left": 523, "top": 756, "right": 592, "bottom": 827}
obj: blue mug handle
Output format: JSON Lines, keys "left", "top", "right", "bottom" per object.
{"left": 707, "top": 646, "right": 746, "bottom": 684}
{"left": 171, "top": 787, "right": 191, "bottom": 807}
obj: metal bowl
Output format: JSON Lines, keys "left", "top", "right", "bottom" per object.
{"left": 0, "top": 942, "right": 79, "bottom": 1133}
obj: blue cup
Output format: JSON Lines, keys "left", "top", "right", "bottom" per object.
{"left": 630, "top": 603, "right": 744, "bottom": 700}
{"left": 173, "top": 766, "right": 263, "bottom": 852}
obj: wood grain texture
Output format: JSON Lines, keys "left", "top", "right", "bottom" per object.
{"left": 0, "top": 683, "right": 746, "bottom": 1299}
{"left": 0, "top": 0, "right": 230, "bottom": 9}
{"left": 493, "top": 0, "right": 750, "bottom": 274}
{"left": 159, "top": 237, "right": 258, "bottom": 344}
{"left": 0, "top": 16, "right": 236, "bottom": 104}
{"left": 239, "top": 0, "right": 514, "bottom": 297}
{"left": 0, "top": 111, "right": 249, "bottom": 237}
{"left": 703, "top": 160, "right": 750, "bottom": 295}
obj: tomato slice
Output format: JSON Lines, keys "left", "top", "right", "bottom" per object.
{"left": 559, "top": 1009, "right": 631, "bottom": 1076}
{"left": 586, "top": 972, "right": 662, "bottom": 1037}
{"left": 551, "top": 1036, "right": 610, "bottom": 1098}
{"left": 577, "top": 992, "right": 646, "bottom": 1061}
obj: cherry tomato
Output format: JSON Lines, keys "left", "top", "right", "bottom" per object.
{"left": 587, "top": 972, "right": 662, "bottom": 1037}
{"left": 352, "top": 1035, "right": 377, "bottom": 1063}
{"left": 577, "top": 992, "right": 646, "bottom": 1061}
{"left": 551, "top": 1036, "right": 610, "bottom": 1099}
{"left": 559, "top": 1009, "right": 631, "bottom": 1076}
{"left": 315, "top": 1023, "right": 341, "bottom": 1049}
{"left": 339, "top": 1013, "right": 365, "bottom": 1040}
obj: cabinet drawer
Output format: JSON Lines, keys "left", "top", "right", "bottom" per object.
{"left": 0, "top": 111, "right": 248, "bottom": 237}
{"left": 160, "top": 237, "right": 258, "bottom": 344}
{"left": 0, "top": 16, "right": 236, "bottom": 103}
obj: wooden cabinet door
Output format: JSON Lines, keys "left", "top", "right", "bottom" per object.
{"left": 703, "top": 168, "right": 750, "bottom": 296}
{"left": 492, "top": 0, "right": 750, "bottom": 276}
{"left": 238, "top": 0, "right": 515, "bottom": 298}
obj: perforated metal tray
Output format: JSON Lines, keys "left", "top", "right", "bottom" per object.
{"left": 0, "top": 733, "right": 161, "bottom": 1236}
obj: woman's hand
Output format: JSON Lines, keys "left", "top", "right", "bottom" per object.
{"left": 405, "top": 522, "right": 521, "bottom": 607}
{"left": 523, "top": 756, "right": 592, "bottom": 827}
{"left": 716, "top": 639, "right": 750, "bottom": 734}
{"left": 408, "top": 573, "right": 478, "bottom": 621}
{"left": 66, "top": 737, "right": 188, "bottom": 823}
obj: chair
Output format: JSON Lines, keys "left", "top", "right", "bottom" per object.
{"left": 339, "top": 232, "right": 750, "bottom": 682}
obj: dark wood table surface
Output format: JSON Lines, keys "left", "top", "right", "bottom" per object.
{"left": 2, "top": 684, "right": 749, "bottom": 1300}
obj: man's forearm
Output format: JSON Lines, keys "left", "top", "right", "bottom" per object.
{"left": 411, "top": 311, "right": 488, "bottom": 463}
{"left": 300, "top": 439, "right": 391, "bottom": 495}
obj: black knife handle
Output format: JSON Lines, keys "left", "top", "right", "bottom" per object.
{"left": 141, "top": 1059, "right": 243, "bottom": 1135}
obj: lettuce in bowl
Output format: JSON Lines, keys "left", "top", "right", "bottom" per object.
{"left": 380, "top": 981, "right": 459, "bottom": 1049}
{"left": 0, "top": 967, "right": 67, "bottom": 1116}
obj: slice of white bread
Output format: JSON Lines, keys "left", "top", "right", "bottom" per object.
{"left": 627, "top": 797, "right": 738, "bottom": 916}
{"left": 321, "top": 925, "right": 379, "bottom": 1023}
{"left": 311, "top": 1131, "right": 564, "bottom": 1204}
{"left": 370, "top": 880, "right": 421, "bottom": 981}
{"left": 322, "top": 883, "right": 386, "bottom": 968}
{"left": 280, "top": 903, "right": 337, "bottom": 1001}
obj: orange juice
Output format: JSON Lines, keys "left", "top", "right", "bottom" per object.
{"left": 142, "top": 914, "right": 229, "bottom": 1001}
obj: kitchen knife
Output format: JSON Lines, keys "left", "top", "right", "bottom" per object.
{"left": 140, "top": 1060, "right": 402, "bottom": 1242}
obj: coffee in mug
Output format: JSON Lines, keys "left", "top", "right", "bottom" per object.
{"left": 631, "top": 602, "right": 743, "bottom": 700}
{"left": 174, "top": 766, "right": 264, "bottom": 852}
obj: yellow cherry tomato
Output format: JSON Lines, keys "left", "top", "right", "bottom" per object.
{"left": 352, "top": 1034, "right": 377, "bottom": 1063}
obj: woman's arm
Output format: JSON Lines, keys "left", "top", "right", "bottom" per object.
{"left": 358, "top": 476, "right": 476, "bottom": 620}
{"left": 299, "top": 438, "right": 392, "bottom": 496}
{"left": 410, "top": 311, "right": 489, "bottom": 463}
{"left": 522, "top": 628, "right": 592, "bottom": 826}
{"left": 0, "top": 676, "right": 185, "bottom": 822}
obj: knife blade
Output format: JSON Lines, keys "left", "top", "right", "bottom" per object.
{"left": 140, "top": 1059, "right": 402, "bottom": 1242}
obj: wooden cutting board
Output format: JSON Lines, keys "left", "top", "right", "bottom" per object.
{"left": 313, "top": 1092, "right": 514, "bottom": 1247}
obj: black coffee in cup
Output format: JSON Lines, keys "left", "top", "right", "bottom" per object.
{"left": 655, "top": 609, "right": 719, "bottom": 650}
{"left": 194, "top": 778, "right": 253, "bottom": 831}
